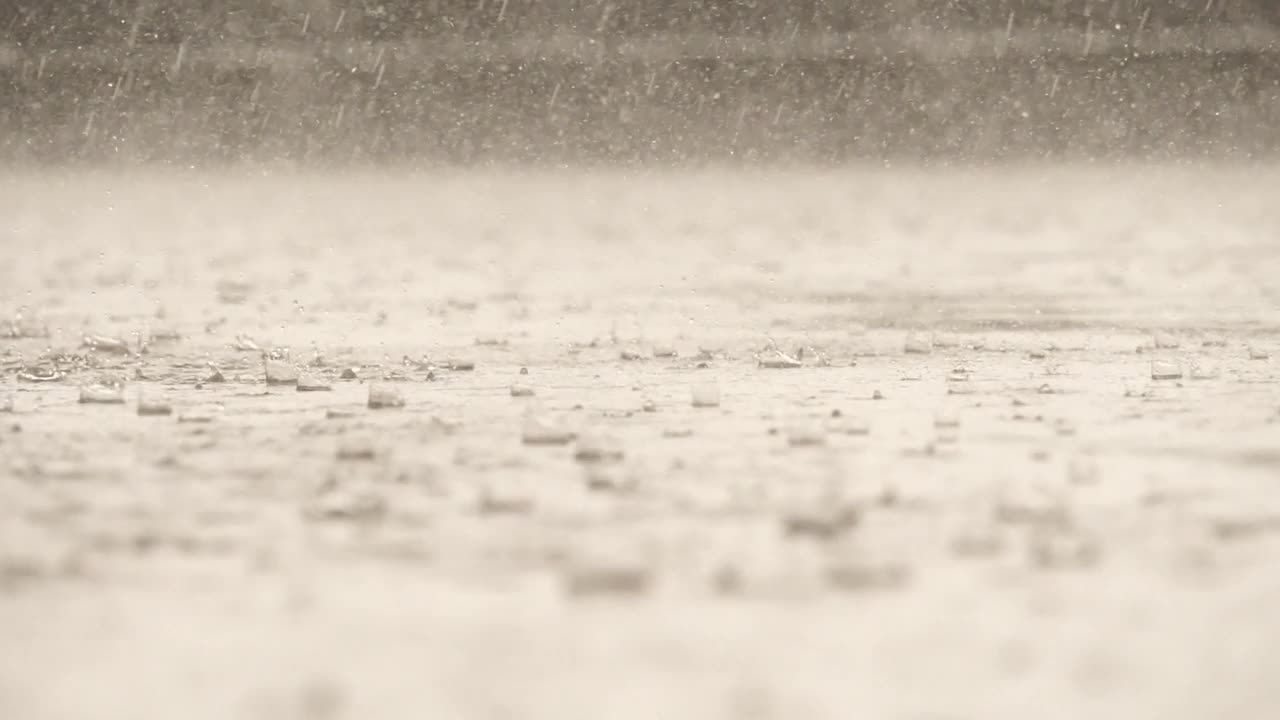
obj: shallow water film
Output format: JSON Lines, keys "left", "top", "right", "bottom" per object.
{"left": 3, "top": 167, "right": 1280, "bottom": 719}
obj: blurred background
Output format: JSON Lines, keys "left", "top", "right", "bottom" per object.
{"left": 2, "top": 0, "right": 1279, "bottom": 165}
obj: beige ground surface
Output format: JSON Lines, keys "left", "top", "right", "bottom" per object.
{"left": 2, "top": 164, "right": 1280, "bottom": 720}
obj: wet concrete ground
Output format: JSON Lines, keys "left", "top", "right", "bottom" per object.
{"left": 2, "top": 165, "right": 1280, "bottom": 720}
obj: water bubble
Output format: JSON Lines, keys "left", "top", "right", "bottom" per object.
{"left": 1189, "top": 361, "right": 1220, "bottom": 380}
{"left": 830, "top": 416, "right": 870, "bottom": 436}
{"left": 232, "top": 335, "right": 261, "bottom": 352}
{"left": 786, "top": 425, "right": 826, "bottom": 447}
{"left": 79, "top": 381, "right": 126, "bottom": 405}
{"left": 367, "top": 384, "right": 405, "bottom": 409}
{"left": 305, "top": 485, "right": 386, "bottom": 523}
{"left": 563, "top": 555, "right": 651, "bottom": 598}
{"left": 756, "top": 349, "right": 802, "bottom": 369}
{"left": 264, "top": 358, "right": 299, "bottom": 386}
{"left": 522, "top": 413, "right": 574, "bottom": 445}
{"left": 216, "top": 279, "right": 252, "bottom": 305}
{"left": 477, "top": 486, "right": 535, "bottom": 515}
{"left": 1150, "top": 359, "right": 1183, "bottom": 380}
{"left": 783, "top": 505, "right": 859, "bottom": 541}
{"left": 296, "top": 374, "right": 332, "bottom": 392}
{"left": 691, "top": 383, "right": 721, "bottom": 408}
{"left": 934, "top": 411, "right": 961, "bottom": 429}
{"left": 951, "top": 529, "right": 1005, "bottom": 559}
{"left": 933, "top": 333, "right": 962, "bottom": 349}
{"left": 15, "top": 361, "right": 65, "bottom": 388}
{"left": 825, "top": 562, "right": 910, "bottom": 593}
{"left": 574, "top": 433, "right": 624, "bottom": 464}
{"left": 1030, "top": 532, "right": 1101, "bottom": 571}
{"left": 136, "top": 392, "right": 172, "bottom": 416}
{"left": 82, "top": 334, "right": 132, "bottom": 355}
{"left": 335, "top": 438, "right": 378, "bottom": 462}
{"left": 903, "top": 332, "right": 933, "bottom": 355}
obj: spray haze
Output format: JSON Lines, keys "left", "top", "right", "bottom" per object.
{"left": 3, "top": 0, "right": 1279, "bottom": 165}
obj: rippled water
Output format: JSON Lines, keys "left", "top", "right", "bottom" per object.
{"left": 2, "top": 165, "right": 1280, "bottom": 720}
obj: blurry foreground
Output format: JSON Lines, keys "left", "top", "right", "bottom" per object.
{"left": 2, "top": 166, "right": 1280, "bottom": 719}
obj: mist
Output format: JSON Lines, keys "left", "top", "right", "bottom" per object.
{"left": 4, "top": 1, "right": 1279, "bottom": 166}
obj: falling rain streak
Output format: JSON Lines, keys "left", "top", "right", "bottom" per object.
{"left": 2, "top": 2, "right": 1279, "bottom": 164}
